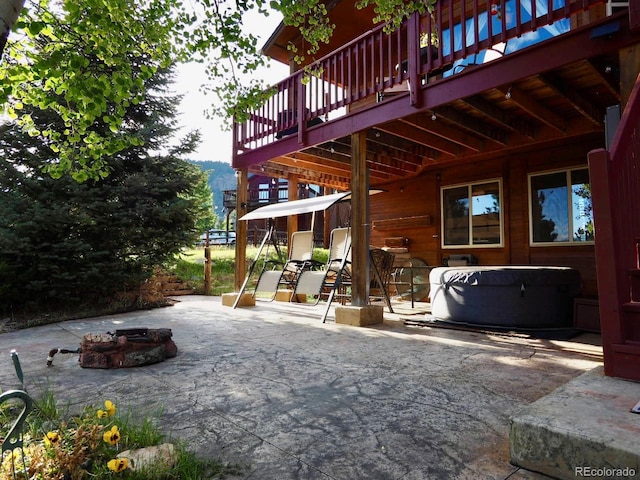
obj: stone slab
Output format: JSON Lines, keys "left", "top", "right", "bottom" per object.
{"left": 510, "top": 366, "right": 640, "bottom": 479}
{"left": 221, "top": 292, "right": 255, "bottom": 307}
{"left": 335, "top": 304, "right": 383, "bottom": 326}
{"left": 274, "top": 290, "right": 306, "bottom": 303}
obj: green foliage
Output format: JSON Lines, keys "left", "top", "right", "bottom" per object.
{"left": 175, "top": 246, "right": 329, "bottom": 295}
{"left": 1, "top": 0, "right": 426, "bottom": 180}
{"left": 188, "top": 160, "right": 237, "bottom": 230}
{"left": 0, "top": 64, "right": 213, "bottom": 314}
{"left": 174, "top": 249, "right": 237, "bottom": 295}
{"left": 2, "top": 0, "right": 181, "bottom": 181}
{"left": 192, "top": 169, "right": 218, "bottom": 235}
{"left": 356, "top": 0, "right": 436, "bottom": 32}
{"left": 0, "top": 392, "right": 241, "bottom": 479}
{"left": 269, "top": 0, "right": 335, "bottom": 65}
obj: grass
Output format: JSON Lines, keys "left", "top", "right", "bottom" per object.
{"left": 173, "top": 245, "right": 329, "bottom": 296}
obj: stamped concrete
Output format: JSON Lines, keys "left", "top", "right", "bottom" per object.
{"left": 0, "top": 296, "right": 604, "bottom": 479}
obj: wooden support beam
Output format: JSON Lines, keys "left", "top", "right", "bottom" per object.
{"left": 234, "top": 168, "right": 248, "bottom": 292}
{"left": 496, "top": 85, "right": 567, "bottom": 133}
{"left": 432, "top": 106, "right": 509, "bottom": 145}
{"left": 351, "top": 130, "right": 369, "bottom": 306}
{"left": 377, "top": 122, "right": 459, "bottom": 157}
{"left": 620, "top": 45, "right": 640, "bottom": 108}
{"left": 401, "top": 113, "right": 484, "bottom": 152}
{"left": 287, "top": 173, "right": 299, "bottom": 243}
{"left": 539, "top": 73, "right": 605, "bottom": 126}
{"left": 631, "top": 0, "right": 640, "bottom": 32}
{"left": 462, "top": 95, "right": 538, "bottom": 139}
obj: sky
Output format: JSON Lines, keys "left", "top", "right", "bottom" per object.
{"left": 173, "top": 9, "right": 290, "bottom": 164}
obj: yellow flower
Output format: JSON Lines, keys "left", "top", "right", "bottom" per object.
{"left": 1, "top": 449, "right": 24, "bottom": 473}
{"left": 103, "top": 425, "right": 121, "bottom": 445}
{"left": 107, "top": 458, "right": 129, "bottom": 472}
{"left": 44, "top": 431, "right": 61, "bottom": 447}
{"left": 98, "top": 400, "right": 116, "bottom": 418}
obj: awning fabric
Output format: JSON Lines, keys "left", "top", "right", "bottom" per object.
{"left": 239, "top": 190, "right": 382, "bottom": 221}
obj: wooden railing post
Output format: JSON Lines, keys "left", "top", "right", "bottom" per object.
{"left": 407, "top": 11, "right": 421, "bottom": 107}
{"left": 297, "top": 77, "right": 306, "bottom": 144}
{"left": 588, "top": 148, "right": 621, "bottom": 376}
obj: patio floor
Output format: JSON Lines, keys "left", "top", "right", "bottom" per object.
{"left": 0, "top": 295, "right": 605, "bottom": 479}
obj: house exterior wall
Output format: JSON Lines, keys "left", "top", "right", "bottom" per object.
{"left": 369, "top": 136, "right": 602, "bottom": 297}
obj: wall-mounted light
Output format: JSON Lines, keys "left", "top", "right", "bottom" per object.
{"left": 505, "top": 87, "right": 512, "bottom": 100}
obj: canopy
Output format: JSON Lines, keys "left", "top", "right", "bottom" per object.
{"left": 239, "top": 190, "right": 383, "bottom": 221}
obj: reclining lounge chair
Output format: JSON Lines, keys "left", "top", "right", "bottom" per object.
{"left": 253, "top": 230, "right": 320, "bottom": 301}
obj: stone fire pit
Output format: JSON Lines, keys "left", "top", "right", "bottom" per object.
{"left": 47, "top": 328, "right": 177, "bottom": 368}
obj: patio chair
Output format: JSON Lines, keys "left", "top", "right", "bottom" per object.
{"left": 253, "top": 230, "right": 320, "bottom": 301}
{"left": 292, "top": 227, "right": 352, "bottom": 309}
{"left": 368, "top": 248, "right": 396, "bottom": 313}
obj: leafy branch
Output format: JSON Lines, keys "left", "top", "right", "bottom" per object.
{"left": 1, "top": 0, "right": 428, "bottom": 180}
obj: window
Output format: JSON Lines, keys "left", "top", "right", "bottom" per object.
{"left": 529, "top": 168, "right": 594, "bottom": 245}
{"left": 607, "top": 1, "right": 629, "bottom": 16}
{"left": 442, "top": 180, "right": 503, "bottom": 248}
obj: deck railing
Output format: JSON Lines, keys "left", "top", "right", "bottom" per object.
{"left": 234, "top": 0, "right": 607, "bottom": 153}
{"left": 223, "top": 184, "right": 319, "bottom": 210}
{"left": 589, "top": 74, "right": 640, "bottom": 381}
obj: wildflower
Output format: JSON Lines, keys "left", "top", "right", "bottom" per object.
{"left": 1, "top": 449, "right": 24, "bottom": 473}
{"left": 103, "top": 425, "right": 121, "bottom": 445}
{"left": 107, "top": 458, "right": 129, "bottom": 472}
{"left": 44, "top": 431, "right": 62, "bottom": 447}
{"left": 97, "top": 400, "right": 116, "bottom": 418}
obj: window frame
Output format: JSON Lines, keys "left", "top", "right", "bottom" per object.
{"left": 528, "top": 167, "right": 594, "bottom": 247}
{"left": 440, "top": 178, "right": 504, "bottom": 249}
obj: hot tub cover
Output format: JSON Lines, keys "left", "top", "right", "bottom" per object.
{"left": 430, "top": 266, "right": 582, "bottom": 288}
{"left": 429, "top": 266, "right": 582, "bottom": 328}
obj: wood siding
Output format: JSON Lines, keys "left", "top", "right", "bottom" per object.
{"left": 369, "top": 138, "right": 601, "bottom": 296}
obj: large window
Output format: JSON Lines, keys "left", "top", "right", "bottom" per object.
{"left": 442, "top": 180, "right": 503, "bottom": 248}
{"left": 529, "top": 168, "right": 594, "bottom": 245}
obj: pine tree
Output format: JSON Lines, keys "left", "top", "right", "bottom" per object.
{"left": 0, "top": 66, "right": 212, "bottom": 315}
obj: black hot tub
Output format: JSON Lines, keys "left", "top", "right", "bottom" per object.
{"left": 429, "top": 266, "right": 581, "bottom": 328}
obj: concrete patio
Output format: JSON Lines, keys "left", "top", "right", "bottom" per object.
{"left": 0, "top": 295, "right": 624, "bottom": 479}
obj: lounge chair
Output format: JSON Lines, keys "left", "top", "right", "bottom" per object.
{"left": 292, "top": 227, "right": 352, "bottom": 320}
{"left": 253, "top": 230, "right": 319, "bottom": 301}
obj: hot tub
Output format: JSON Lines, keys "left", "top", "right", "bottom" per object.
{"left": 429, "top": 266, "right": 581, "bottom": 328}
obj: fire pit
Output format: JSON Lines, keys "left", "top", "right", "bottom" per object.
{"left": 47, "top": 328, "right": 177, "bottom": 368}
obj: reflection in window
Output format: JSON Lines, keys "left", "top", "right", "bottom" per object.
{"left": 529, "top": 168, "right": 593, "bottom": 244}
{"left": 442, "top": 180, "right": 502, "bottom": 247}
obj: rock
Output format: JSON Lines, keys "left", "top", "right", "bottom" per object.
{"left": 117, "top": 443, "right": 177, "bottom": 471}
